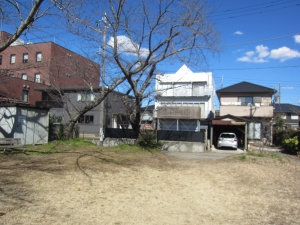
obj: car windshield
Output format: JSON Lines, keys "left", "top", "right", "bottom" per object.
{"left": 220, "top": 134, "right": 235, "bottom": 138}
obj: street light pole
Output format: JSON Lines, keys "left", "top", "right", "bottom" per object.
{"left": 99, "top": 13, "right": 107, "bottom": 142}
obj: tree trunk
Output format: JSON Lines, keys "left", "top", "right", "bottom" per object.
{"left": 66, "top": 121, "right": 76, "bottom": 140}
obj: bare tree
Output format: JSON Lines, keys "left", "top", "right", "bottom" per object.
{"left": 42, "top": 0, "right": 221, "bottom": 139}
{"left": 0, "top": 0, "right": 46, "bottom": 52}
{"left": 106, "top": 0, "right": 220, "bottom": 138}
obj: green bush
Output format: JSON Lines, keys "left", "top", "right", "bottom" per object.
{"left": 273, "top": 129, "right": 299, "bottom": 146}
{"left": 282, "top": 136, "right": 299, "bottom": 154}
{"left": 139, "top": 131, "right": 162, "bottom": 150}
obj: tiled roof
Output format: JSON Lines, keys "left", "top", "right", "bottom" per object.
{"left": 274, "top": 103, "right": 300, "bottom": 113}
{"left": 216, "top": 81, "right": 277, "bottom": 94}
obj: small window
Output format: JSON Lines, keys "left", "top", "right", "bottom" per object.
{"left": 238, "top": 96, "right": 253, "bottom": 106}
{"left": 77, "top": 92, "right": 95, "bottom": 102}
{"left": 0, "top": 55, "right": 2, "bottom": 65}
{"left": 9, "top": 74, "right": 14, "bottom": 77}
{"left": 77, "top": 115, "right": 94, "bottom": 124}
{"left": 291, "top": 114, "right": 298, "bottom": 120}
{"left": 281, "top": 114, "right": 287, "bottom": 119}
{"left": 36, "top": 52, "right": 42, "bottom": 62}
{"left": 85, "top": 115, "right": 94, "bottom": 124}
{"left": 22, "top": 90, "right": 29, "bottom": 103}
{"left": 23, "top": 53, "right": 28, "bottom": 63}
{"left": 35, "top": 73, "right": 41, "bottom": 83}
{"left": 78, "top": 116, "right": 84, "bottom": 123}
{"left": 10, "top": 54, "right": 16, "bottom": 64}
{"left": 22, "top": 74, "right": 27, "bottom": 80}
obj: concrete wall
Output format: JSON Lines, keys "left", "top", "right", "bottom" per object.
{"left": 0, "top": 106, "right": 49, "bottom": 145}
{"left": 161, "top": 141, "right": 206, "bottom": 152}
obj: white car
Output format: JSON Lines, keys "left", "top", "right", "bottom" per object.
{"left": 217, "top": 132, "right": 238, "bottom": 149}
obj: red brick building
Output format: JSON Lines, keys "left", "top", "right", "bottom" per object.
{"left": 0, "top": 31, "right": 100, "bottom": 105}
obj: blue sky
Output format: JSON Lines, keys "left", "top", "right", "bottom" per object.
{"left": 159, "top": 0, "right": 300, "bottom": 107}
{"left": 2, "top": 0, "right": 299, "bottom": 107}
{"left": 204, "top": 0, "right": 300, "bottom": 106}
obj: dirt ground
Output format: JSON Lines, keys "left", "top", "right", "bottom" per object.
{"left": 1, "top": 146, "right": 300, "bottom": 225}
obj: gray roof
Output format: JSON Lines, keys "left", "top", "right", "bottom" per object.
{"left": 274, "top": 103, "right": 300, "bottom": 114}
{"left": 216, "top": 81, "right": 277, "bottom": 94}
{"left": 141, "top": 105, "right": 155, "bottom": 111}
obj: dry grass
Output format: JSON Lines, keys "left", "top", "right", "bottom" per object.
{"left": 0, "top": 144, "right": 300, "bottom": 225}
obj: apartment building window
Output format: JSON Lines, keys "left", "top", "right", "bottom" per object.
{"left": 281, "top": 114, "right": 287, "bottom": 119}
{"left": 23, "top": 53, "right": 28, "bottom": 63}
{"left": 77, "top": 115, "right": 94, "bottom": 124}
{"left": 36, "top": 52, "right": 42, "bottom": 62}
{"left": 0, "top": 55, "right": 2, "bottom": 65}
{"left": 9, "top": 74, "right": 14, "bottom": 77}
{"left": 22, "top": 74, "right": 27, "bottom": 80}
{"left": 35, "top": 73, "right": 41, "bottom": 83}
{"left": 22, "top": 90, "right": 29, "bottom": 103}
{"left": 77, "top": 92, "right": 95, "bottom": 101}
{"left": 291, "top": 114, "right": 298, "bottom": 120}
{"left": 238, "top": 96, "right": 253, "bottom": 106}
{"left": 10, "top": 54, "right": 16, "bottom": 64}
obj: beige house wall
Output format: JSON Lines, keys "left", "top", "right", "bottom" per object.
{"left": 220, "top": 105, "right": 273, "bottom": 117}
{"left": 220, "top": 92, "right": 273, "bottom": 106}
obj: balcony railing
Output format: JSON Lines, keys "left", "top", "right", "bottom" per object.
{"left": 221, "top": 101, "right": 272, "bottom": 106}
{"left": 157, "top": 86, "right": 213, "bottom": 97}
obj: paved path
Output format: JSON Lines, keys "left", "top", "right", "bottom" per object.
{"left": 163, "top": 149, "right": 245, "bottom": 159}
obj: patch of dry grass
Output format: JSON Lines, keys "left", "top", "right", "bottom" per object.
{"left": 0, "top": 146, "right": 300, "bottom": 224}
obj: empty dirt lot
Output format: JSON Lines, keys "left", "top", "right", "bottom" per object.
{"left": 1, "top": 145, "right": 300, "bottom": 225}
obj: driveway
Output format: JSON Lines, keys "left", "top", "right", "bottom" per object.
{"left": 163, "top": 149, "right": 245, "bottom": 159}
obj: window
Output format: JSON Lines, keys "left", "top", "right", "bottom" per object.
{"left": 23, "top": 53, "right": 28, "bottom": 63}
{"left": 77, "top": 92, "right": 95, "bottom": 101}
{"left": 9, "top": 74, "right": 14, "bottom": 77}
{"left": 238, "top": 96, "right": 253, "bottom": 106}
{"left": 248, "top": 122, "right": 261, "bottom": 139}
{"left": 291, "top": 114, "right": 298, "bottom": 120}
{"left": 21, "top": 74, "right": 27, "bottom": 80}
{"left": 22, "top": 90, "right": 29, "bottom": 103}
{"left": 36, "top": 52, "right": 42, "bottom": 62}
{"left": 0, "top": 55, "right": 2, "bottom": 65}
{"left": 10, "top": 54, "right": 16, "bottom": 64}
{"left": 77, "top": 115, "right": 94, "bottom": 124}
{"left": 35, "top": 73, "right": 41, "bottom": 83}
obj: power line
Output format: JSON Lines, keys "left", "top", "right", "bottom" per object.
{"left": 210, "top": 65, "right": 300, "bottom": 71}
{"left": 211, "top": 0, "right": 298, "bottom": 17}
{"left": 211, "top": 2, "right": 300, "bottom": 21}
{"left": 223, "top": 33, "right": 300, "bottom": 47}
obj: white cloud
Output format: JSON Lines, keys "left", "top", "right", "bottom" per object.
{"left": 237, "top": 45, "right": 269, "bottom": 63}
{"left": 269, "top": 46, "right": 300, "bottom": 62}
{"left": 107, "top": 35, "right": 149, "bottom": 57}
{"left": 237, "top": 44, "right": 300, "bottom": 63}
{"left": 245, "top": 51, "right": 255, "bottom": 57}
{"left": 256, "top": 45, "right": 269, "bottom": 58}
{"left": 294, "top": 35, "right": 300, "bottom": 43}
{"left": 234, "top": 31, "right": 243, "bottom": 35}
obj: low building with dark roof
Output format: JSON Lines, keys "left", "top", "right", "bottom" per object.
{"left": 274, "top": 103, "right": 300, "bottom": 129}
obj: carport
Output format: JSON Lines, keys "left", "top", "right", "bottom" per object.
{"left": 210, "top": 115, "right": 248, "bottom": 150}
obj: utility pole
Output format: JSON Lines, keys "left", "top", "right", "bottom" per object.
{"left": 221, "top": 76, "right": 223, "bottom": 88}
{"left": 279, "top": 83, "right": 281, "bottom": 103}
{"left": 99, "top": 12, "right": 107, "bottom": 143}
